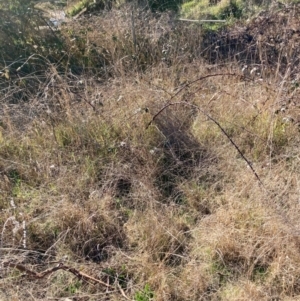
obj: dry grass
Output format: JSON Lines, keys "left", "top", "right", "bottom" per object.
{"left": 1, "top": 3, "right": 300, "bottom": 301}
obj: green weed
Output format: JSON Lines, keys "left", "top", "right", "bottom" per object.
{"left": 135, "top": 284, "right": 154, "bottom": 301}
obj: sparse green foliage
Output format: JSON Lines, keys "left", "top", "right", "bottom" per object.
{"left": 180, "top": 0, "right": 300, "bottom": 22}
{"left": 181, "top": 0, "right": 245, "bottom": 21}
{"left": 67, "top": 0, "right": 93, "bottom": 16}
{"left": 135, "top": 284, "right": 154, "bottom": 301}
{"left": 146, "top": 0, "right": 183, "bottom": 12}
{"left": 65, "top": 280, "right": 82, "bottom": 294}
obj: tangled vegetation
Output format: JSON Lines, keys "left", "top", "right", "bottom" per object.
{"left": 1, "top": 0, "right": 300, "bottom": 300}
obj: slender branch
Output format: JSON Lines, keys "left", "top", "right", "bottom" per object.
{"left": 169, "top": 73, "right": 240, "bottom": 103}
{"left": 4, "top": 261, "right": 110, "bottom": 287}
{"left": 177, "top": 18, "right": 226, "bottom": 23}
{"left": 147, "top": 101, "right": 264, "bottom": 186}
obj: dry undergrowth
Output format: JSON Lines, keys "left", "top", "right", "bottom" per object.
{"left": 1, "top": 4, "right": 300, "bottom": 301}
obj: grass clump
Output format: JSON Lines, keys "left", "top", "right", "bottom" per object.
{"left": 181, "top": 0, "right": 245, "bottom": 21}
{"left": 67, "top": 0, "right": 93, "bottom": 16}
{"left": 181, "top": 0, "right": 300, "bottom": 22}
{"left": 66, "top": 0, "right": 114, "bottom": 16}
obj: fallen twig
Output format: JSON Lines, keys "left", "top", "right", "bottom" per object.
{"left": 4, "top": 261, "right": 110, "bottom": 287}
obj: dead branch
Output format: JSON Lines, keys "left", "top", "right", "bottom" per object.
{"left": 146, "top": 73, "right": 264, "bottom": 185}
{"left": 169, "top": 73, "right": 240, "bottom": 104}
{"left": 3, "top": 261, "right": 110, "bottom": 287}
{"left": 147, "top": 101, "right": 264, "bottom": 186}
